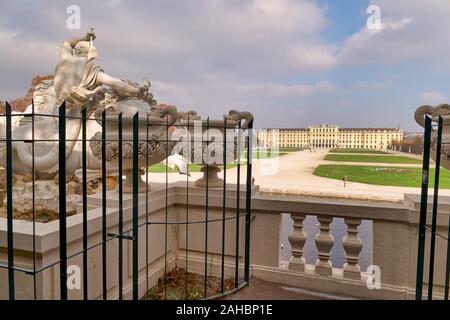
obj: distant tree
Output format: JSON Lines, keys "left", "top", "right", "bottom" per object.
{"left": 410, "top": 136, "right": 424, "bottom": 154}
{"left": 0, "top": 74, "right": 54, "bottom": 113}
{"left": 389, "top": 139, "right": 401, "bottom": 150}
{"left": 390, "top": 136, "right": 423, "bottom": 154}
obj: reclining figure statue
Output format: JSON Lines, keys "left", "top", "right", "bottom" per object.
{"left": 0, "top": 29, "right": 173, "bottom": 180}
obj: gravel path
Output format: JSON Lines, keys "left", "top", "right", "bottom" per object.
{"left": 145, "top": 149, "right": 447, "bottom": 202}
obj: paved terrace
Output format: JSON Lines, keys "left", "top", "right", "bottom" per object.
{"left": 2, "top": 181, "right": 447, "bottom": 299}
{"left": 226, "top": 277, "right": 358, "bottom": 300}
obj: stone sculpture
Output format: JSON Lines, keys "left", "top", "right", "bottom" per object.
{"left": 414, "top": 104, "right": 450, "bottom": 169}
{"left": 0, "top": 28, "right": 255, "bottom": 217}
{"left": 0, "top": 28, "right": 183, "bottom": 212}
{"left": 0, "top": 29, "right": 156, "bottom": 179}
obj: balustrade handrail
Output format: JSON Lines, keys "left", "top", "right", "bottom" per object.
{"left": 252, "top": 192, "right": 411, "bottom": 222}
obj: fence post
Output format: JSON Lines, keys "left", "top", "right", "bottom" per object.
{"left": 132, "top": 112, "right": 139, "bottom": 300}
{"left": 428, "top": 116, "right": 443, "bottom": 299}
{"left": 235, "top": 121, "right": 241, "bottom": 288}
{"left": 416, "top": 115, "right": 432, "bottom": 300}
{"left": 101, "top": 111, "right": 107, "bottom": 300}
{"left": 118, "top": 113, "right": 124, "bottom": 300}
{"left": 244, "top": 120, "right": 253, "bottom": 283}
{"left": 445, "top": 214, "right": 450, "bottom": 300}
{"left": 58, "top": 102, "right": 68, "bottom": 300}
{"left": 82, "top": 108, "right": 88, "bottom": 300}
{"left": 204, "top": 118, "right": 210, "bottom": 298}
{"left": 221, "top": 119, "right": 227, "bottom": 293}
{"left": 5, "top": 102, "right": 15, "bottom": 300}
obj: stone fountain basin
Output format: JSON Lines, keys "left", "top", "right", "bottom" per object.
{"left": 179, "top": 119, "right": 242, "bottom": 165}
{"left": 103, "top": 115, "right": 173, "bottom": 167}
{"left": 96, "top": 114, "right": 175, "bottom": 192}
{"left": 178, "top": 119, "right": 244, "bottom": 187}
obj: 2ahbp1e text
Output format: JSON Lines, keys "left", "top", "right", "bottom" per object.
{"left": 176, "top": 304, "right": 273, "bottom": 317}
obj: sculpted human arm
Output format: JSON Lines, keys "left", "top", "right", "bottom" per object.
{"left": 60, "top": 29, "right": 96, "bottom": 57}
{"left": 96, "top": 73, "right": 152, "bottom": 100}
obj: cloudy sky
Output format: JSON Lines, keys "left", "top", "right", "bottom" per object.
{"left": 1, "top": 0, "right": 449, "bottom": 131}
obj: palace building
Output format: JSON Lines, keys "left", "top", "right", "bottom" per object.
{"left": 257, "top": 124, "right": 403, "bottom": 150}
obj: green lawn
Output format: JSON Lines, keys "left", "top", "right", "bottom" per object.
{"left": 324, "top": 154, "right": 421, "bottom": 164}
{"left": 313, "top": 165, "right": 450, "bottom": 188}
{"left": 244, "top": 150, "right": 288, "bottom": 159}
{"left": 329, "top": 148, "right": 389, "bottom": 154}
{"left": 147, "top": 162, "right": 239, "bottom": 173}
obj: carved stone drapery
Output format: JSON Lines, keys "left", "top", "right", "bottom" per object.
{"left": 288, "top": 213, "right": 307, "bottom": 272}
{"left": 89, "top": 129, "right": 165, "bottom": 161}
{"left": 315, "top": 216, "right": 334, "bottom": 276}
{"left": 343, "top": 218, "right": 363, "bottom": 280}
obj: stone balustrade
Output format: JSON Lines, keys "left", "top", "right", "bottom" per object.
{"left": 0, "top": 183, "right": 449, "bottom": 300}
{"left": 286, "top": 214, "right": 363, "bottom": 279}
{"left": 252, "top": 192, "right": 450, "bottom": 299}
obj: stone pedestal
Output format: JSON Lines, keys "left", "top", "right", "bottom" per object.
{"left": 195, "top": 165, "right": 223, "bottom": 188}
{"left": 121, "top": 168, "right": 150, "bottom": 193}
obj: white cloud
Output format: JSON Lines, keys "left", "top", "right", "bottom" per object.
{"left": 152, "top": 81, "right": 197, "bottom": 107}
{"left": 0, "top": 30, "right": 57, "bottom": 100}
{"left": 291, "top": 44, "right": 337, "bottom": 70}
{"left": 0, "top": 0, "right": 338, "bottom": 125}
{"left": 420, "top": 91, "right": 447, "bottom": 104}
{"left": 246, "top": 0, "right": 326, "bottom": 34}
{"left": 337, "top": 0, "right": 450, "bottom": 68}
{"left": 236, "top": 81, "right": 335, "bottom": 97}
{"left": 1, "top": 0, "right": 450, "bottom": 130}
{"left": 151, "top": 78, "right": 336, "bottom": 120}
{"left": 352, "top": 80, "right": 393, "bottom": 89}
{"left": 0, "top": 0, "right": 335, "bottom": 81}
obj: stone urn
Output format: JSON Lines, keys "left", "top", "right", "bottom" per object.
{"left": 179, "top": 110, "right": 253, "bottom": 188}
{"left": 414, "top": 104, "right": 450, "bottom": 169}
{"left": 90, "top": 99, "right": 178, "bottom": 193}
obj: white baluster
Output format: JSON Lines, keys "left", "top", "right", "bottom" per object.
{"left": 315, "top": 216, "right": 334, "bottom": 276}
{"left": 343, "top": 218, "right": 363, "bottom": 280}
{"left": 288, "top": 213, "right": 307, "bottom": 272}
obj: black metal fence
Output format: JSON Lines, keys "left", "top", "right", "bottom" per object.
{"left": 0, "top": 100, "right": 253, "bottom": 300}
{"left": 416, "top": 115, "right": 450, "bottom": 300}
